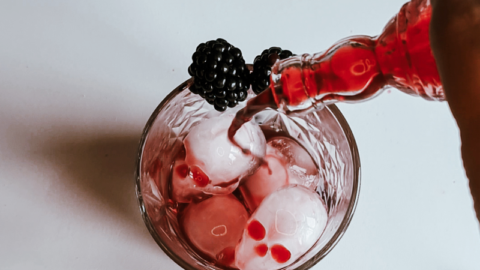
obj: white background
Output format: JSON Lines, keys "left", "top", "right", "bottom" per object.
{"left": 1, "top": 0, "right": 479, "bottom": 269}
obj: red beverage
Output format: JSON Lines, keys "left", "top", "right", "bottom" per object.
{"left": 229, "top": 0, "right": 442, "bottom": 143}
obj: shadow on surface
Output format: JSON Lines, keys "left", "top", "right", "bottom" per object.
{"left": 37, "top": 130, "right": 157, "bottom": 245}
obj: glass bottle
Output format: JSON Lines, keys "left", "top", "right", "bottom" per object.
{"left": 229, "top": 0, "right": 442, "bottom": 145}
{"left": 258, "top": 0, "right": 442, "bottom": 113}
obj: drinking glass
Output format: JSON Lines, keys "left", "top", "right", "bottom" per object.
{"left": 135, "top": 66, "right": 361, "bottom": 270}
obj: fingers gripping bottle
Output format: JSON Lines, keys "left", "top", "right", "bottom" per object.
{"left": 252, "top": 0, "right": 442, "bottom": 115}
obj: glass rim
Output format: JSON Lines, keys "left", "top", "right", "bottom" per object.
{"left": 134, "top": 68, "right": 361, "bottom": 270}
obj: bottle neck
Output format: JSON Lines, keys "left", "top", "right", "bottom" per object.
{"left": 269, "top": 0, "right": 443, "bottom": 111}
{"left": 269, "top": 36, "right": 388, "bottom": 110}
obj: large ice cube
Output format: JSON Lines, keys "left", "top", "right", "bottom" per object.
{"left": 181, "top": 194, "right": 249, "bottom": 267}
{"left": 268, "top": 137, "right": 320, "bottom": 190}
{"left": 235, "top": 186, "right": 328, "bottom": 270}
{"left": 239, "top": 146, "right": 289, "bottom": 212}
{"left": 184, "top": 114, "right": 266, "bottom": 194}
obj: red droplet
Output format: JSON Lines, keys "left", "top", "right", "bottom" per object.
{"left": 191, "top": 166, "right": 209, "bottom": 187}
{"left": 175, "top": 164, "right": 189, "bottom": 178}
{"left": 216, "top": 246, "right": 235, "bottom": 266}
{"left": 247, "top": 219, "right": 266, "bottom": 241}
{"left": 254, "top": 243, "right": 268, "bottom": 257}
{"left": 270, "top": 244, "right": 291, "bottom": 264}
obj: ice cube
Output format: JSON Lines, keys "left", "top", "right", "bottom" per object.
{"left": 181, "top": 194, "right": 249, "bottom": 267}
{"left": 239, "top": 146, "right": 289, "bottom": 212}
{"left": 235, "top": 186, "right": 328, "bottom": 270}
{"left": 184, "top": 114, "right": 266, "bottom": 194}
{"left": 171, "top": 159, "right": 206, "bottom": 203}
{"left": 268, "top": 137, "right": 320, "bottom": 190}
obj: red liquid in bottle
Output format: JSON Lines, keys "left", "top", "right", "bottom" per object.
{"left": 228, "top": 0, "right": 442, "bottom": 143}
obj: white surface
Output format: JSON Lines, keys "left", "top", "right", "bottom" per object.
{"left": 0, "top": 0, "right": 479, "bottom": 269}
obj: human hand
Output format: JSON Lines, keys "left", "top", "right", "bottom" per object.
{"left": 430, "top": 0, "right": 480, "bottom": 223}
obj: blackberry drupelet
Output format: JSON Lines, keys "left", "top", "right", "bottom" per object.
{"left": 188, "top": 38, "right": 250, "bottom": 111}
{"left": 250, "top": 47, "right": 293, "bottom": 94}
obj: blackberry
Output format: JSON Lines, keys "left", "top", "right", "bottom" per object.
{"left": 251, "top": 47, "right": 293, "bottom": 94}
{"left": 188, "top": 38, "right": 250, "bottom": 111}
